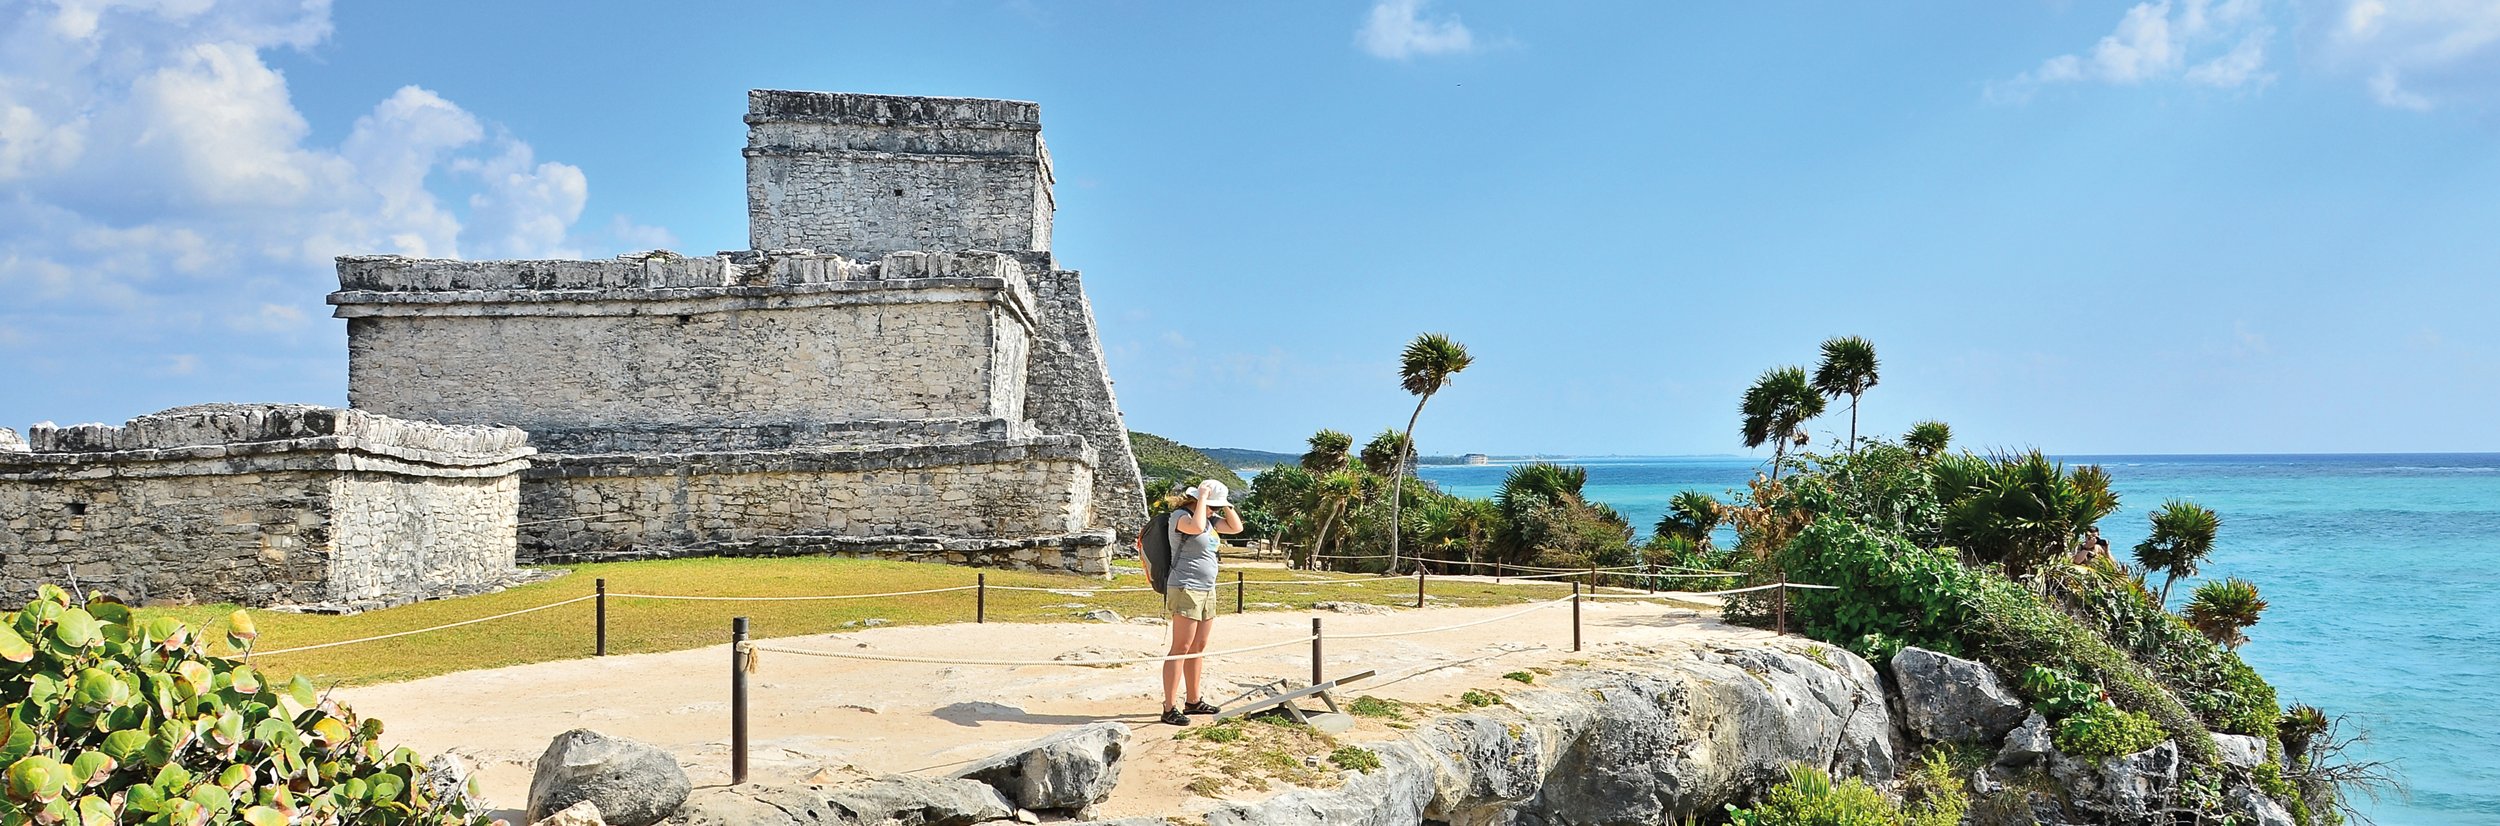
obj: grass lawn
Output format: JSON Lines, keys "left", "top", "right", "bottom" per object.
{"left": 133, "top": 556, "right": 1580, "bottom": 688}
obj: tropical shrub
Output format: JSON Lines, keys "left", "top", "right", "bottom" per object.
{"left": 0, "top": 586, "right": 487, "bottom": 825}
{"left": 2183, "top": 578, "right": 2266, "bottom": 650}
{"left": 1768, "top": 517, "right": 1984, "bottom": 661}
{"left": 1725, "top": 764, "right": 1961, "bottom": 826}
{"left": 2053, "top": 705, "right": 2167, "bottom": 760}
{"left": 2016, "top": 665, "right": 2107, "bottom": 720}
{"left": 2132, "top": 500, "right": 2220, "bottom": 604}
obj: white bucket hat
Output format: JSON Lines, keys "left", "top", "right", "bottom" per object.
{"left": 1196, "top": 479, "right": 1231, "bottom": 507}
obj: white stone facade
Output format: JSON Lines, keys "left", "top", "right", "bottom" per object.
{"left": 0, "top": 404, "right": 533, "bottom": 610}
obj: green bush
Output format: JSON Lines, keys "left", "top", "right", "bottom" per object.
{"left": 1325, "top": 746, "right": 1381, "bottom": 773}
{"left": 2053, "top": 705, "right": 2167, "bottom": 760}
{"left": 1725, "top": 764, "right": 1961, "bottom": 826}
{"left": 2016, "top": 666, "right": 2106, "bottom": 720}
{"left": 0, "top": 586, "right": 486, "bottom": 825}
{"left": 1771, "top": 517, "right": 1986, "bottom": 662}
{"left": 1458, "top": 689, "right": 1502, "bottom": 708}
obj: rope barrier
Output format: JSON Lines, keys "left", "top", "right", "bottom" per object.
{"left": 252, "top": 595, "right": 599, "bottom": 657}
{"left": 606, "top": 585, "right": 980, "bottom": 602}
{"left": 743, "top": 633, "right": 1318, "bottom": 667}
{"left": 1580, "top": 582, "right": 1838, "bottom": 599}
{"left": 980, "top": 584, "right": 1162, "bottom": 593}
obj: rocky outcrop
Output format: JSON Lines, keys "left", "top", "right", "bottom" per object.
{"left": 1201, "top": 642, "right": 1896, "bottom": 826}
{"left": 2047, "top": 741, "right": 2181, "bottom": 824}
{"left": 664, "top": 776, "right": 1014, "bottom": 826}
{"left": 2211, "top": 733, "right": 2268, "bottom": 769}
{"left": 1887, "top": 647, "right": 2027, "bottom": 745}
{"left": 531, "top": 801, "right": 607, "bottom": 826}
{"left": 528, "top": 730, "right": 694, "bottom": 826}
{"left": 949, "top": 722, "right": 1130, "bottom": 813}
{"left": 1996, "top": 712, "right": 2054, "bottom": 768}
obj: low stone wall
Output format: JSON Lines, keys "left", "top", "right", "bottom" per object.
{"left": 0, "top": 404, "right": 533, "bottom": 610}
{"left": 518, "top": 437, "right": 1107, "bottom": 574}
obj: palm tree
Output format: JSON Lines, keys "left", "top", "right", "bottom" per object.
{"left": 2184, "top": 578, "right": 2267, "bottom": 649}
{"left": 1300, "top": 429, "right": 1352, "bottom": 474}
{"left": 1904, "top": 420, "right": 1952, "bottom": 459}
{"left": 1359, "top": 430, "right": 1412, "bottom": 477}
{"left": 1811, "top": 336, "right": 1880, "bottom": 452}
{"left": 1936, "top": 451, "right": 2121, "bottom": 581}
{"left": 1741, "top": 366, "right": 1826, "bottom": 482}
{"left": 1494, "top": 463, "right": 1589, "bottom": 562}
{"left": 1304, "top": 470, "right": 1365, "bottom": 569}
{"left": 1653, "top": 490, "right": 1725, "bottom": 549}
{"left": 2133, "top": 499, "right": 2221, "bottom": 604}
{"left": 1388, "top": 333, "right": 1474, "bottom": 573}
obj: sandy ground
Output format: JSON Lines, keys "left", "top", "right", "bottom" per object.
{"left": 339, "top": 583, "right": 1778, "bottom": 821}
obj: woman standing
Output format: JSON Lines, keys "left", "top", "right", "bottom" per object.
{"left": 1157, "top": 479, "right": 1241, "bottom": 726}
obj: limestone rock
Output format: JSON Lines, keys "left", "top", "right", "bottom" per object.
{"left": 419, "top": 752, "right": 483, "bottom": 815}
{"left": 1887, "top": 646, "right": 2028, "bottom": 745}
{"left": 0, "top": 428, "right": 23, "bottom": 453}
{"left": 1312, "top": 601, "right": 1391, "bottom": 615}
{"left": 1996, "top": 712, "right": 2055, "bottom": 768}
{"left": 2212, "top": 733, "right": 2268, "bottom": 769}
{"left": 530, "top": 801, "right": 606, "bottom": 826}
{"left": 949, "top": 723, "right": 1131, "bottom": 812}
{"left": 527, "top": 729, "right": 693, "bottom": 826}
{"left": 1203, "top": 642, "right": 1896, "bottom": 825}
{"left": 2048, "top": 740, "right": 2180, "bottom": 823}
{"left": 1080, "top": 609, "right": 1124, "bottom": 623}
{"left": 2230, "top": 784, "right": 2298, "bottom": 826}
{"left": 665, "top": 776, "right": 1013, "bottom": 826}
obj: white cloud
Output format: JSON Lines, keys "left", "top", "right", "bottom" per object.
{"left": 1990, "top": 0, "right": 2276, "bottom": 101}
{"left": 1357, "top": 0, "right": 1476, "bottom": 60}
{"left": 2325, "top": 0, "right": 2500, "bottom": 111}
{"left": 0, "top": 0, "right": 668, "bottom": 419}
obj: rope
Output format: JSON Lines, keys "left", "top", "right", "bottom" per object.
{"left": 1328, "top": 597, "right": 1576, "bottom": 640}
{"left": 744, "top": 633, "right": 1317, "bottom": 667}
{"left": 606, "top": 585, "right": 980, "bottom": 602}
{"left": 980, "top": 585, "right": 1161, "bottom": 593}
{"left": 252, "top": 595, "right": 599, "bottom": 657}
{"left": 1580, "top": 582, "right": 1839, "bottom": 599}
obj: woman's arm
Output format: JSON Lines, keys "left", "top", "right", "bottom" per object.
{"left": 1172, "top": 501, "right": 1210, "bottom": 535}
{"left": 1214, "top": 506, "right": 1246, "bottom": 535}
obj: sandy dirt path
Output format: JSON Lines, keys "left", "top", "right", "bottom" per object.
{"left": 339, "top": 590, "right": 1778, "bottom": 821}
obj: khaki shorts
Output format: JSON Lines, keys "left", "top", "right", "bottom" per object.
{"left": 1164, "top": 587, "right": 1218, "bottom": 621}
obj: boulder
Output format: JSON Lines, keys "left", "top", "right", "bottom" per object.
{"left": 530, "top": 801, "right": 606, "bottom": 826}
{"left": 420, "top": 752, "right": 484, "bottom": 814}
{"left": 2212, "top": 733, "right": 2268, "bottom": 769}
{"left": 1887, "top": 647, "right": 2028, "bottom": 745}
{"left": 949, "top": 723, "right": 1131, "bottom": 812}
{"left": 1080, "top": 609, "right": 1124, "bottom": 623}
{"left": 2048, "top": 740, "right": 2180, "bottom": 823}
{"left": 1996, "top": 712, "right": 2054, "bottom": 768}
{"left": 527, "top": 729, "right": 693, "bottom": 826}
{"left": 665, "top": 776, "right": 1013, "bottom": 826}
{"left": 2229, "top": 784, "right": 2298, "bottom": 826}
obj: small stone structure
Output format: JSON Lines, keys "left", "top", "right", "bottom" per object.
{"left": 328, "top": 90, "right": 1145, "bottom": 575}
{"left": 0, "top": 404, "right": 533, "bottom": 610}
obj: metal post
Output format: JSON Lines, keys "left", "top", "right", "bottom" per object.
{"left": 977, "top": 573, "right": 986, "bottom": 624}
{"left": 1310, "top": 617, "right": 1324, "bottom": 687}
{"left": 731, "top": 616, "right": 749, "bottom": 785}
{"left": 1415, "top": 568, "right": 1426, "bottom": 608}
{"left": 1235, "top": 571, "right": 1245, "bottom": 615}
{"left": 1571, "top": 584, "right": 1583, "bottom": 652}
{"left": 595, "top": 578, "right": 608, "bottom": 657}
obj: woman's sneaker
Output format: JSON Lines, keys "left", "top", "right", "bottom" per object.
{"left": 1183, "top": 700, "right": 1221, "bottom": 716}
{"left": 1160, "top": 707, "right": 1190, "bottom": 726}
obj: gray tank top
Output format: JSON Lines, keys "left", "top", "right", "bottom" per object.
{"left": 1164, "top": 509, "right": 1221, "bottom": 591}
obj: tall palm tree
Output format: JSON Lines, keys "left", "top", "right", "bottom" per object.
{"left": 2184, "top": 578, "right": 2267, "bottom": 649}
{"left": 1904, "top": 420, "right": 1952, "bottom": 459}
{"left": 1741, "top": 366, "right": 1826, "bottom": 482}
{"left": 1653, "top": 490, "right": 1725, "bottom": 549}
{"left": 1359, "top": 430, "right": 1412, "bottom": 477}
{"left": 1300, "top": 429, "right": 1352, "bottom": 474}
{"left": 1388, "top": 333, "right": 1474, "bottom": 573}
{"left": 2134, "top": 499, "right": 2222, "bottom": 604}
{"left": 1811, "top": 336, "right": 1879, "bottom": 452}
{"left": 1304, "top": 470, "right": 1364, "bottom": 569}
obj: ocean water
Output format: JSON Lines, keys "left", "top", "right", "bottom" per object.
{"left": 1418, "top": 454, "right": 2500, "bottom": 824}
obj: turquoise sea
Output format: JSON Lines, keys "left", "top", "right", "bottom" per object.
{"left": 1418, "top": 454, "right": 2500, "bottom": 825}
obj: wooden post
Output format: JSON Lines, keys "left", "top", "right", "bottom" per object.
{"left": 1494, "top": 560, "right": 1504, "bottom": 582}
{"left": 1415, "top": 568, "right": 1426, "bottom": 608}
{"left": 1775, "top": 577, "right": 1789, "bottom": 636}
{"left": 1571, "top": 582, "right": 1583, "bottom": 652}
{"left": 1235, "top": 571, "right": 1245, "bottom": 615}
{"left": 594, "top": 578, "right": 607, "bottom": 657}
{"left": 1645, "top": 563, "right": 1656, "bottom": 595}
{"left": 1589, "top": 564, "right": 1600, "bottom": 591}
{"left": 731, "top": 617, "right": 749, "bottom": 785}
{"left": 976, "top": 573, "right": 986, "bottom": 624}
{"left": 1310, "top": 617, "right": 1324, "bottom": 687}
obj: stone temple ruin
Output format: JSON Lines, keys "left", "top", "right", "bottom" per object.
{"left": 0, "top": 90, "right": 1146, "bottom": 609}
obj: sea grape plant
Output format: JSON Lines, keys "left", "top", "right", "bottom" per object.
{"left": 0, "top": 585, "right": 492, "bottom": 826}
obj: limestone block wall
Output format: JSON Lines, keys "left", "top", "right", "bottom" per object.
{"left": 1019, "top": 261, "right": 1147, "bottom": 539}
{"left": 0, "top": 405, "right": 532, "bottom": 610}
{"left": 518, "top": 437, "right": 1104, "bottom": 573}
{"left": 745, "top": 90, "right": 1053, "bottom": 258}
{"left": 332, "top": 251, "right": 1040, "bottom": 441}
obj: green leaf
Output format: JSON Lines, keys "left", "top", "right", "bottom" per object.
{"left": 224, "top": 611, "right": 257, "bottom": 644}
{"left": 51, "top": 608, "right": 100, "bottom": 649}
{"left": 239, "top": 806, "right": 286, "bottom": 826}
{"left": 66, "top": 751, "right": 113, "bottom": 788}
{"left": 0, "top": 625, "right": 33, "bottom": 664}
{"left": 75, "top": 793, "right": 114, "bottom": 826}
{"left": 365, "top": 772, "right": 404, "bottom": 804}
{"left": 186, "top": 782, "right": 230, "bottom": 815}
{"left": 7, "top": 755, "right": 67, "bottom": 803}
{"left": 99, "top": 730, "right": 149, "bottom": 764}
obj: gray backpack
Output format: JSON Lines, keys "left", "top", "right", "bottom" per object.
{"left": 1140, "top": 510, "right": 1175, "bottom": 592}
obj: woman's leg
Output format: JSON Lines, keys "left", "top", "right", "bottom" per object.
{"left": 1182, "top": 614, "right": 1215, "bottom": 704}
{"left": 1164, "top": 615, "right": 1202, "bottom": 712}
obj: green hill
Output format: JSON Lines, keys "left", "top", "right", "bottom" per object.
{"left": 1198, "top": 446, "right": 1300, "bottom": 470}
{"left": 1128, "top": 432, "right": 1246, "bottom": 492}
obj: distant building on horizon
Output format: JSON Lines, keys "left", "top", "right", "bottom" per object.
{"left": 1463, "top": 454, "right": 1491, "bottom": 465}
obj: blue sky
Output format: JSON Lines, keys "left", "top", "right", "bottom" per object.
{"left": 4, "top": 1, "right": 2498, "bottom": 457}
